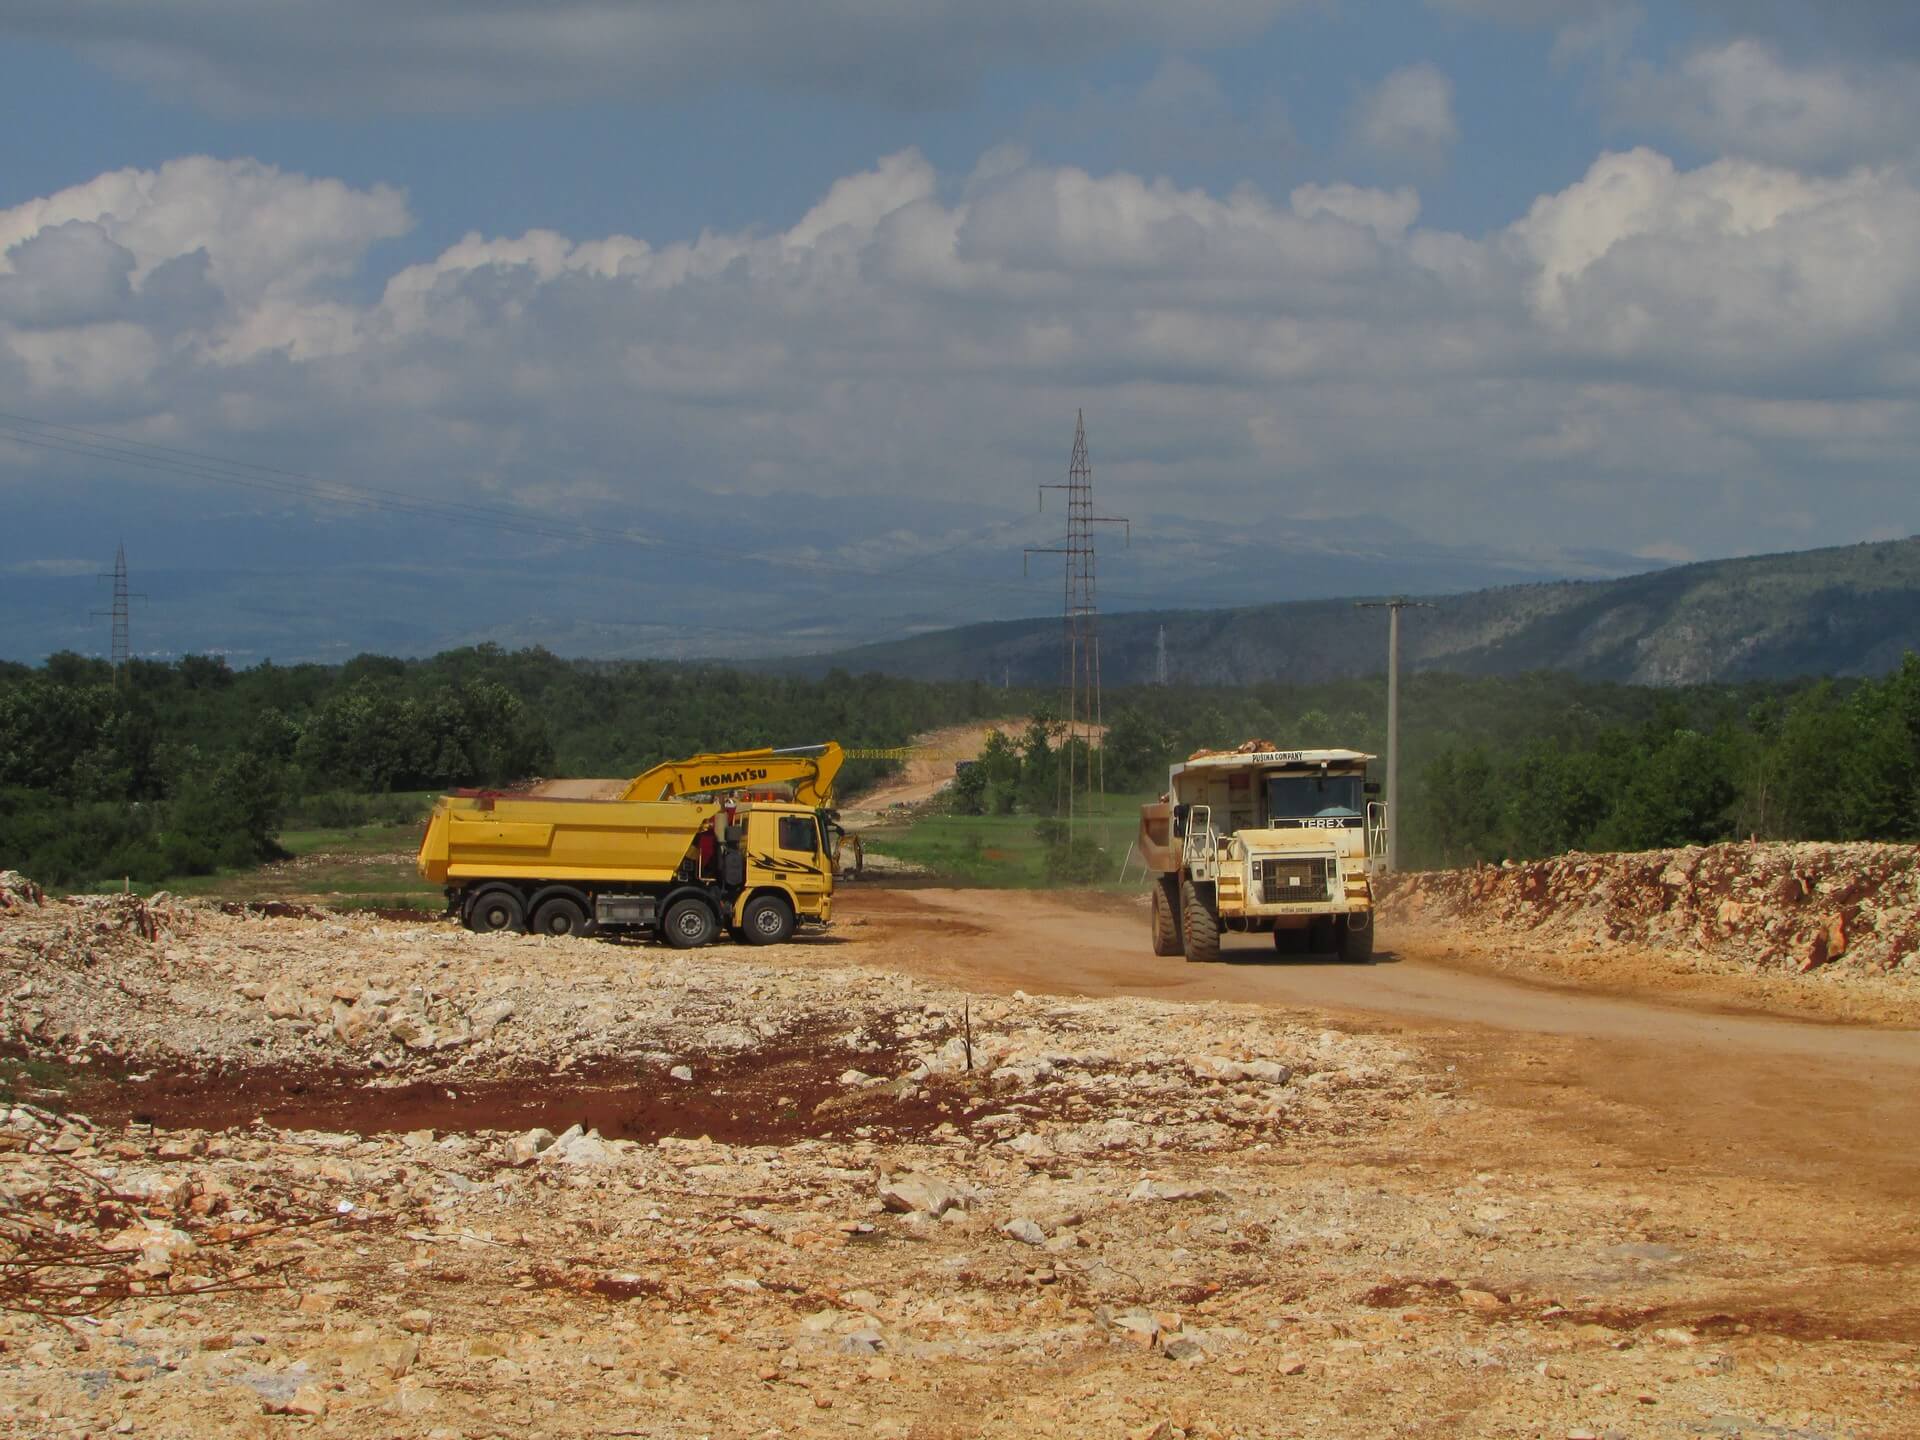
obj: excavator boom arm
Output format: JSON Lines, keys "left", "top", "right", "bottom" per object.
{"left": 618, "top": 743, "right": 848, "bottom": 807}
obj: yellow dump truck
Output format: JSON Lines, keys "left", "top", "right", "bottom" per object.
{"left": 1138, "top": 745, "right": 1387, "bottom": 964}
{"left": 417, "top": 792, "right": 834, "bottom": 947}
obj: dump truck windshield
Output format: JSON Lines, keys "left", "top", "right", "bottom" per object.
{"left": 1267, "top": 773, "right": 1364, "bottom": 822}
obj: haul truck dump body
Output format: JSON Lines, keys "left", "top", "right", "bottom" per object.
{"left": 1139, "top": 746, "right": 1386, "bottom": 964}
{"left": 418, "top": 793, "right": 833, "bottom": 947}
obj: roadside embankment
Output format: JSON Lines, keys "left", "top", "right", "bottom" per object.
{"left": 1381, "top": 842, "right": 1920, "bottom": 1020}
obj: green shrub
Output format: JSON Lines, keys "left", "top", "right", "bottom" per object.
{"left": 285, "top": 790, "right": 430, "bottom": 829}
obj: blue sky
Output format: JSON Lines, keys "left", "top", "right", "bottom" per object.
{"left": 3, "top": 1, "right": 1920, "bottom": 658}
{"left": 1, "top": 4, "right": 1717, "bottom": 252}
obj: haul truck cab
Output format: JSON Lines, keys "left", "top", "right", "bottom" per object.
{"left": 418, "top": 793, "right": 834, "bottom": 947}
{"left": 1138, "top": 747, "right": 1386, "bottom": 964}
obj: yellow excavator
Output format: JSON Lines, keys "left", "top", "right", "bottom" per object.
{"left": 617, "top": 741, "right": 909, "bottom": 808}
{"left": 617, "top": 741, "right": 911, "bottom": 877}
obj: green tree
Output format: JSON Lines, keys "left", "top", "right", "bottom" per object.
{"left": 1837, "top": 656, "right": 1920, "bottom": 841}
{"left": 949, "top": 762, "right": 987, "bottom": 816}
{"left": 978, "top": 729, "right": 1022, "bottom": 815}
{"left": 1771, "top": 684, "right": 1849, "bottom": 840}
{"left": 1017, "top": 716, "right": 1061, "bottom": 816}
{"left": 1503, "top": 743, "right": 1613, "bottom": 858}
{"left": 1416, "top": 746, "right": 1500, "bottom": 866}
{"left": 1598, "top": 729, "right": 1737, "bottom": 851}
{"left": 1102, "top": 707, "right": 1174, "bottom": 792}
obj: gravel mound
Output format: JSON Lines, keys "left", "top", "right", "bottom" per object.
{"left": 1383, "top": 841, "right": 1920, "bottom": 978}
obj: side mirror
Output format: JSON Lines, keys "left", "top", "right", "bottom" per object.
{"left": 1171, "top": 804, "right": 1188, "bottom": 838}
{"left": 1364, "top": 782, "right": 1382, "bottom": 796}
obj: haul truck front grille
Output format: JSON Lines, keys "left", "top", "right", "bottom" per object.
{"left": 1257, "top": 857, "right": 1333, "bottom": 903}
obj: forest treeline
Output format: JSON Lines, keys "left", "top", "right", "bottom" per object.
{"left": 3, "top": 645, "right": 1916, "bottom": 887}
{"left": 952, "top": 659, "right": 1920, "bottom": 867}
{"left": 0, "top": 647, "right": 1031, "bottom": 885}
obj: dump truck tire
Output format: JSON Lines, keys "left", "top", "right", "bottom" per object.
{"left": 1338, "top": 915, "right": 1375, "bottom": 964}
{"left": 1180, "top": 877, "right": 1220, "bottom": 964}
{"left": 531, "top": 894, "right": 590, "bottom": 938}
{"left": 1150, "top": 876, "right": 1182, "bottom": 956}
{"left": 741, "top": 894, "right": 795, "bottom": 946}
{"left": 467, "top": 887, "right": 527, "bottom": 934}
{"left": 663, "top": 896, "right": 718, "bottom": 949}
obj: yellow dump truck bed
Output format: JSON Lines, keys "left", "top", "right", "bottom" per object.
{"left": 418, "top": 794, "right": 712, "bottom": 887}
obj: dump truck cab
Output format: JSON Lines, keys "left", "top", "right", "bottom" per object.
{"left": 1139, "top": 746, "right": 1386, "bottom": 963}
{"left": 418, "top": 792, "right": 834, "bottom": 947}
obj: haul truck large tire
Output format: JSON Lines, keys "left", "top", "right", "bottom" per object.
{"left": 1338, "top": 915, "right": 1375, "bottom": 964}
{"left": 1150, "top": 875, "right": 1182, "bottom": 957}
{"left": 1180, "top": 877, "right": 1220, "bottom": 964}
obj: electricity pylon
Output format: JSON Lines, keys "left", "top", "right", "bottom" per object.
{"left": 1025, "top": 412, "right": 1129, "bottom": 838}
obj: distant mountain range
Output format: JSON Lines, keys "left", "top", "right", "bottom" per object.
{"left": 787, "top": 538, "right": 1920, "bottom": 686}
{"left": 0, "top": 488, "right": 1654, "bottom": 665}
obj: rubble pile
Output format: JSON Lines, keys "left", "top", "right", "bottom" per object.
{"left": 0, "top": 871, "right": 46, "bottom": 911}
{"left": 0, "top": 1108, "right": 347, "bottom": 1321}
{"left": 1384, "top": 842, "right": 1920, "bottom": 978}
{"left": 0, "top": 877, "right": 1907, "bottom": 1434}
{"left": 0, "top": 892, "right": 1421, "bottom": 1138}
{"left": 1, "top": 1059, "right": 1779, "bottom": 1439}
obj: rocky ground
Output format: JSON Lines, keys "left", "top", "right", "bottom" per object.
{"left": 1382, "top": 843, "right": 1920, "bottom": 1025}
{"left": 1, "top": 872, "right": 1916, "bottom": 1438}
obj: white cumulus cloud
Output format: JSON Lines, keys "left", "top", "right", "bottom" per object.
{"left": 0, "top": 157, "right": 410, "bottom": 302}
{"left": 1509, "top": 147, "right": 1920, "bottom": 378}
{"left": 1353, "top": 63, "right": 1460, "bottom": 166}
{"left": 1614, "top": 39, "right": 1920, "bottom": 170}
{"left": 4, "top": 144, "right": 1920, "bottom": 561}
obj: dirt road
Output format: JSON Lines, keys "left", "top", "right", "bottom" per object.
{"left": 840, "top": 887, "right": 1920, "bottom": 1209}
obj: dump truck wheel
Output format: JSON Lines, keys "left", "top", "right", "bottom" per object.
{"left": 741, "top": 894, "right": 795, "bottom": 946}
{"left": 1180, "top": 877, "right": 1220, "bottom": 964}
{"left": 662, "top": 896, "right": 718, "bottom": 949}
{"left": 1338, "top": 916, "right": 1375, "bottom": 964}
{"left": 467, "top": 888, "right": 527, "bottom": 935}
{"left": 532, "top": 895, "right": 589, "bottom": 938}
{"left": 1150, "top": 876, "right": 1181, "bottom": 956}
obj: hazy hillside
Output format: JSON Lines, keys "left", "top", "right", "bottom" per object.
{"left": 2, "top": 494, "right": 1650, "bottom": 666}
{"left": 792, "top": 538, "right": 1920, "bottom": 686}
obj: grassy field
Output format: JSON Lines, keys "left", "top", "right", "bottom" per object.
{"left": 107, "top": 819, "right": 444, "bottom": 913}
{"left": 859, "top": 793, "right": 1153, "bottom": 888}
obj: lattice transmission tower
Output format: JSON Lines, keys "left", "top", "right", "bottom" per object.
{"left": 92, "top": 542, "right": 143, "bottom": 685}
{"left": 1025, "top": 411, "right": 1129, "bottom": 837}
